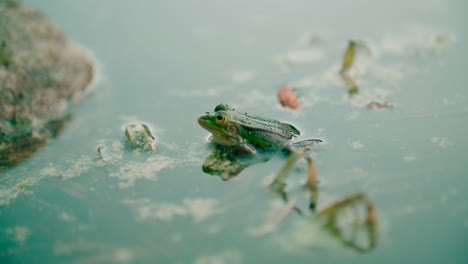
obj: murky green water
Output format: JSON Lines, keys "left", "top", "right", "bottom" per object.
{"left": 2, "top": 0, "right": 468, "bottom": 263}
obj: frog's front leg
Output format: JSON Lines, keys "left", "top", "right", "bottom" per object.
{"left": 232, "top": 142, "right": 257, "bottom": 156}
{"left": 230, "top": 135, "right": 257, "bottom": 156}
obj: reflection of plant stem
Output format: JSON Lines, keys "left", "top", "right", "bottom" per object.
{"left": 317, "top": 193, "right": 378, "bottom": 253}
{"left": 308, "top": 184, "right": 318, "bottom": 211}
{"left": 15, "top": 173, "right": 47, "bottom": 202}
{"left": 305, "top": 156, "right": 317, "bottom": 187}
{"left": 367, "top": 204, "right": 378, "bottom": 248}
{"left": 318, "top": 193, "right": 362, "bottom": 217}
{"left": 266, "top": 200, "right": 296, "bottom": 230}
{"left": 340, "top": 73, "right": 359, "bottom": 97}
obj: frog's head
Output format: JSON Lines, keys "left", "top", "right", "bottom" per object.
{"left": 198, "top": 104, "right": 240, "bottom": 146}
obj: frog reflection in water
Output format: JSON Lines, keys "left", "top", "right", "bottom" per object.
{"left": 198, "top": 104, "right": 378, "bottom": 253}
{"left": 198, "top": 103, "right": 321, "bottom": 183}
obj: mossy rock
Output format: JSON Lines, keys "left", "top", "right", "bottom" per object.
{"left": 0, "top": 0, "right": 94, "bottom": 171}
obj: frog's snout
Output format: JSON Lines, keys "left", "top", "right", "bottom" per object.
{"left": 197, "top": 115, "right": 209, "bottom": 127}
{"left": 197, "top": 116, "right": 203, "bottom": 125}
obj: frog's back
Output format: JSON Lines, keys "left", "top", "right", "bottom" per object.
{"left": 240, "top": 128, "right": 292, "bottom": 150}
{"left": 229, "top": 111, "right": 300, "bottom": 140}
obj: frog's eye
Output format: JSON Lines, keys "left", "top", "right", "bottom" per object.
{"left": 215, "top": 113, "right": 226, "bottom": 125}
{"left": 214, "top": 104, "right": 230, "bottom": 112}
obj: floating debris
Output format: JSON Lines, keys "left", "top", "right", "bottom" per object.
{"left": 109, "top": 155, "right": 175, "bottom": 188}
{"left": 0, "top": 174, "right": 48, "bottom": 206}
{"left": 277, "top": 85, "right": 300, "bottom": 109}
{"left": 338, "top": 40, "right": 372, "bottom": 98}
{"left": 298, "top": 32, "right": 325, "bottom": 46}
{"left": 275, "top": 49, "right": 324, "bottom": 65}
{"left": 424, "top": 31, "right": 456, "bottom": 53}
{"left": 336, "top": 39, "right": 380, "bottom": 102}
{"left": 350, "top": 140, "right": 365, "bottom": 150}
{"left": 96, "top": 145, "right": 105, "bottom": 159}
{"left": 231, "top": 71, "right": 256, "bottom": 84}
{"left": 376, "top": 28, "right": 456, "bottom": 56}
{"left": 122, "top": 197, "right": 222, "bottom": 223}
{"left": 58, "top": 212, "right": 76, "bottom": 223}
{"left": 347, "top": 87, "right": 391, "bottom": 109}
{"left": 194, "top": 250, "right": 242, "bottom": 264}
{"left": 95, "top": 142, "right": 121, "bottom": 166}
{"left": 95, "top": 145, "right": 110, "bottom": 167}
{"left": 124, "top": 122, "right": 156, "bottom": 151}
{"left": 168, "top": 87, "right": 221, "bottom": 98}
{"left": 5, "top": 226, "right": 31, "bottom": 245}
{"left": 53, "top": 242, "right": 139, "bottom": 263}
{"left": 430, "top": 136, "right": 452, "bottom": 148}
{"left": 366, "top": 101, "right": 394, "bottom": 109}
{"left": 61, "top": 155, "right": 95, "bottom": 180}
{"left": 403, "top": 155, "right": 416, "bottom": 163}
{"left": 340, "top": 40, "right": 358, "bottom": 74}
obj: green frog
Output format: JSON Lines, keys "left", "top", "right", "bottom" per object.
{"left": 198, "top": 103, "right": 322, "bottom": 157}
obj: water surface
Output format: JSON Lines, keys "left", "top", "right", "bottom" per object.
{"left": 1, "top": 0, "right": 468, "bottom": 263}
